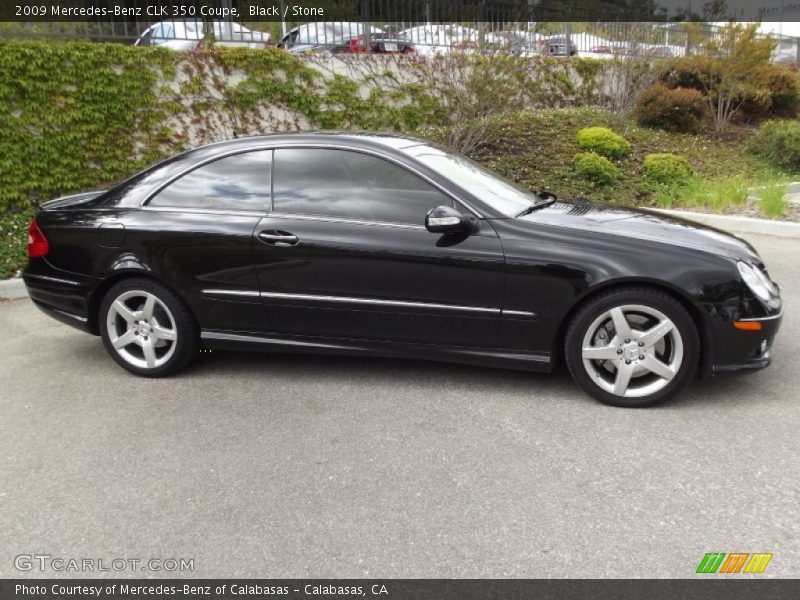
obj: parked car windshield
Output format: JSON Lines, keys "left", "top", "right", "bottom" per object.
{"left": 405, "top": 146, "right": 538, "bottom": 217}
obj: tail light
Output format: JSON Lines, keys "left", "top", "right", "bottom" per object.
{"left": 27, "top": 219, "right": 49, "bottom": 258}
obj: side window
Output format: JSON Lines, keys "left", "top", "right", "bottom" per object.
{"left": 149, "top": 151, "right": 271, "bottom": 211}
{"left": 272, "top": 148, "right": 453, "bottom": 225}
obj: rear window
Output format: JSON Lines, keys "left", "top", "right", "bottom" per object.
{"left": 148, "top": 151, "right": 271, "bottom": 212}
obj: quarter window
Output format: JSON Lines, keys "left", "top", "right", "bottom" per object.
{"left": 272, "top": 148, "right": 453, "bottom": 224}
{"left": 149, "top": 151, "right": 271, "bottom": 211}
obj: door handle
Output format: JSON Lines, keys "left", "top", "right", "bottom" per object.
{"left": 258, "top": 231, "right": 299, "bottom": 246}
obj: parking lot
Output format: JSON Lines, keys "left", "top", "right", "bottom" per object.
{"left": 0, "top": 231, "right": 797, "bottom": 578}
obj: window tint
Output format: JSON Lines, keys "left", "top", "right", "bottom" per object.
{"left": 273, "top": 149, "right": 452, "bottom": 225}
{"left": 149, "top": 151, "right": 271, "bottom": 211}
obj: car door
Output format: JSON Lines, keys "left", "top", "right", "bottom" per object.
{"left": 252, "top": 147, "right": 505, "bottom": 348}
{"left": 136, "top": 149, "right": 273, "bottom": 333}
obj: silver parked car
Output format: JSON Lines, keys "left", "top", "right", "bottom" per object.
{"left": 134, "top": 20, "right": 271, "bottom": 50}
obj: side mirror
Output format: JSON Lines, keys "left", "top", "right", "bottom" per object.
{"left": 425, "top": 205, "right": 477, "bottom": 234}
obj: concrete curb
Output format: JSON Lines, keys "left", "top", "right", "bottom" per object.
{"left": 652, "top": 209, "right": 800, "bottom": 239}
{"left": 0, "top": 278, "right": 27, "bottom": 299}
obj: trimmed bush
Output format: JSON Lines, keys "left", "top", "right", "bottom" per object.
{"left": 572, "top": 152, "right": 618, "bottom": 185}
{"left": 749, "top": 119, "right": 800, "bottom": 171}
{"left": 576, "top": 126, "right": 630, "bottom": 160}
{"left": 643, "top": 153, "right": 695, "bottom": 185}
{"left": 659, "top": 57, "right": 798, "bottom": 123}
{"left": 634, "top": 83, "right": 707, "bottom": 133}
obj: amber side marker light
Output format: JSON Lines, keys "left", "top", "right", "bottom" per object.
{"left": 733, "top": 321, "right": 763, "bottom": 331}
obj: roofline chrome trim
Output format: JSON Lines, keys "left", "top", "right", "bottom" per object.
{"left": 139, "top": 143, "right": 484, "bottom": 219}
{"left": 142, "top": 206, "right": 267, "bottom": 217}
{"left": 260, "top": 291, "right": 499, "bottom": 314}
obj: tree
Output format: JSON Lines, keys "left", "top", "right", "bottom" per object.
{"left": 693, "top": 23, "right": 775, "bottom": 132}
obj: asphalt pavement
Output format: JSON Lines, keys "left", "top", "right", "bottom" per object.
{"left": 0, "top": 232, "right": 798, "bottom": 579}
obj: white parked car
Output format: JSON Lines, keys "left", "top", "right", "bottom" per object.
{"left": 398, "top": 24, "right": 480, "bottom": 56}
{"left": 134, "top": 20, "right": 271, "bottom": 50}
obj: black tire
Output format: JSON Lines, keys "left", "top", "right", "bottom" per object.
{"left": 564, "top": 286, "right": 699, "bottom": 408}
{"left": 99, "top": 277, "right": 199, "bottom": 377}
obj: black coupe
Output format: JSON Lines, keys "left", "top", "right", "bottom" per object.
{"left": 23, "top": 133, "right": 782, "bottom": 407}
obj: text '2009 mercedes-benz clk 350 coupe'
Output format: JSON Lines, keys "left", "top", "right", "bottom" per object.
{"left": 23, "top": 133, "right": 782, "bottom": 407}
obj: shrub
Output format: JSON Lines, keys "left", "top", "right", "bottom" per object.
{"left": 576, "top": 126, "right": 630, "bottom": 160}
{"left": 657, "top": 41, "right": 797, "bottom": 129}
{"left": 643, "top": 153, "right": 694, "bottom": 185}
{"left": 634, "top": 83, "right": 707, "bottom": 133}
{"left": 749, "top": 119, "right": 800, "bottom": 171}
{"left": 572, "top": 152, "right": 618, "bottom": 185}
{"left": 740, "top": 64, "right": 799, "bottom": 121}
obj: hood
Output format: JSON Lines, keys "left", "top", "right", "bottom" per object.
{"left": 518, "top": 198, "right": 761, "bottom": 263}
{"left": 40, "top": 190, "right": 107, "bottom": 210}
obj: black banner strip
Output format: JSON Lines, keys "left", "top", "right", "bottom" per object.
{"left": 2, "top": 579, "right": 800, "bottom": 600}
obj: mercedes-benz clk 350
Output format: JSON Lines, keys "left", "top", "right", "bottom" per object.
{"left": 23, "top": 133, "right": 782, "bottom": 407}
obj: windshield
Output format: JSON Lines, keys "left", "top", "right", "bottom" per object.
{"left": 404, "top": 146, "right": 537, "bottom": 217}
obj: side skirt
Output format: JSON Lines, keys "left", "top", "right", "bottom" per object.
{"left": 201, "top": 330, "right": 553, "bottom": 373}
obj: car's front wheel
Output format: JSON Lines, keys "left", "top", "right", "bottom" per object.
{"left": 565, "top": 287, "right": 699, "bottom": 407}
{"left": 99, "top": 278, "right": 199, "bottom": 377}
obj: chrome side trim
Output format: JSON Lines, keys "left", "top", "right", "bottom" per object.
{"left": 24, "top": 273, "right": 81, "bottom": 286}
{"left": 502, "top": 309, "right": 539, "bottom": 319}
{"left": 52, "top": 308, "right": 88, "bottom": 323}
{"left": 260, "top": 291, "right": 500, "bottom": 314}
{"left": 202, "top": 289, "right": 260, "bottom": 298}
{"left": 739, "top": 311, "right": 783, "bottom": 322}
{"left": 266, "top": 212, "right": 426, "bottom": 230}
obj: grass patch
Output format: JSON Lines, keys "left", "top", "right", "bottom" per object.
{"left": 758, "top": 182, "right": 789, "bottom": 218}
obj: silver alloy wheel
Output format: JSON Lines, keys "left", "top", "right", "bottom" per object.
{"left": 580, "top": 304, "right": 683, "bottom": 398}
{"left": 106, "top": 290, "right": 178, "bottom": 370}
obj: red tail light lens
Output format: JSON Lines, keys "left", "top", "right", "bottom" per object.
{"left": 27, "top": 219, "right": 49, "bottom": 258}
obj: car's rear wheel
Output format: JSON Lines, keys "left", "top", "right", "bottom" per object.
{"left": 565, "top": 287, "right": 699, "bottom": 408}
{"left": 100, "top": 278, "right": 199, "bottom": 377}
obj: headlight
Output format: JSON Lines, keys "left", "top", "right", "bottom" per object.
{"left": 737, "top": 261, "right": 777, "bottom": 302}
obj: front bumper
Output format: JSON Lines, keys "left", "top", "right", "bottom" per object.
{"left": 709, "top": 312, "right": 782, "bottom": 374}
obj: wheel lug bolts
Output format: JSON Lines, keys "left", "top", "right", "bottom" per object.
{"left": 639, "top": 355, "right": 644, "bottom": 360}
{"left": 625, "top": 339, "right": 630, "bottom": 343}
{"left": 617, "top": 349, "right": 623, "bottom": 354}
{"left": 625, "top": 359, "right": 631, "bottom": 364}
{"left": 638, "top": 342, "right": 644, "bottom": 347}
